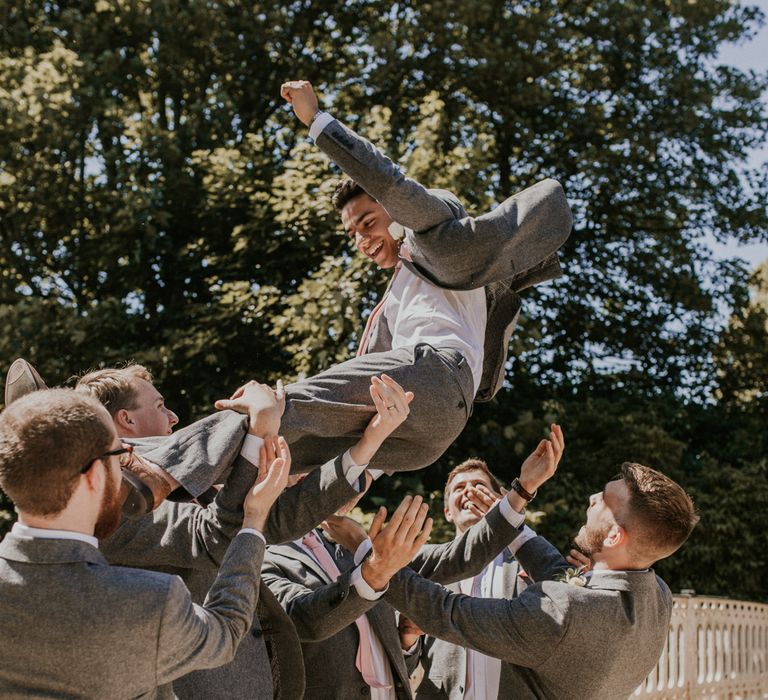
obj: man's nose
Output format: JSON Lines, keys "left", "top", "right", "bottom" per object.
{"left": 167, "top": 409, "right": 179, "bottom": 426}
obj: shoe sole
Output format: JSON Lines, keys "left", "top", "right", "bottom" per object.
{"left": 4, "top": 359, "right": 48, "bottom": 406}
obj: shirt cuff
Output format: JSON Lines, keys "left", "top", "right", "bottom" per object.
{"left": 509, "top": 525, "right": 538, "bottom": 555}
{"left": 354, "top": 538, "right": 373, "bottom": 566}
{"left": 308, "top": 111, "right": 334, "bottom": 141}
{"left": 239, "top": 528, "right": 266, "bottom": 544}
{"left": 403, "top": 640, "right": 420, "bottom": 657}
{"left": 367, "top": 469, "right": 386, "bottom": 481}
{"left": 351, "top": 564, "right": 388, "bottom": 600}
{"left": 240, "top": 434, "right": 265, "bottom": 465}
{"left": 498, "top": 496, "right": 526, "bottom": 529}
{"left": 341, "top": 449, "right": 369, "bottom": 489}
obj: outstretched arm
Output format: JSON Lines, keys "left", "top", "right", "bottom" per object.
{"left": 280, "top": 80, "right": 457, "bottom": 232}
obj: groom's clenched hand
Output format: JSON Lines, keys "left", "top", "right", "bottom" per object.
{"left": 280, "top": 80, "right": 320, "bottom": 126}
{"left": 361, "top": 495, "right": 433, "bottom": 591}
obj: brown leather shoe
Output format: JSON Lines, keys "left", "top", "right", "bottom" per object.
{"left": 4, "top": 359, "right": 48, "bottom": 406}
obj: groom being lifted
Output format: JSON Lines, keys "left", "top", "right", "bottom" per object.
{"left": 279, "top": 80, "right": 573, "bottom": 475}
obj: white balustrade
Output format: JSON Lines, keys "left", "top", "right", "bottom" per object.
{"left": 634, "top": 595, "right": 768, "bottom": 699}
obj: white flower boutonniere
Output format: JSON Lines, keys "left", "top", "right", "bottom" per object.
{"left": 387, "top": 221, "right": 407, "bottom": 241}
{"left": 556, "top": 566, "right": 588, "bottom": 587}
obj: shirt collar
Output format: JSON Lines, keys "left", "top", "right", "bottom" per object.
{"left": 12, "top": 522, "right": 99, "bottom": 549}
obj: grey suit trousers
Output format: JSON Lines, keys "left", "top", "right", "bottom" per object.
{"left": 283, "top": 344, "right": 473, "bottom": 473}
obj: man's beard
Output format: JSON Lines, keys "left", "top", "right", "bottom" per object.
{"left": 573, "top": 521, "right": 611, "bottom": 558}
{"left": 93, "top": 467, "right": 122, "bottom": 541}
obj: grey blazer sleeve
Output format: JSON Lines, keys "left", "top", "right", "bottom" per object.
{"left": 315, "top": 118, "right": 573, "bottom": 291}
{"left": 261, "top": 555, "right": 377, "bottom": 642}
{"left": 386, "top": 568, "right": 568, "bottom": 668}
{"left": 409, "top": 503, "right": 518, "bottom": 585}
{"left": 155, "top": 532, "right": 264, "bottom": 684}
{"left": 515, "top": 535, "right": 571, "bottom": 583}
{"left": 102, "top": 453, "right": 259, "bottom": 570}
{"left": 316, "top": 118, "right": 456, "bottom": 232}
{"left": 263, "top": 455, "right": 361, "bottom": 544}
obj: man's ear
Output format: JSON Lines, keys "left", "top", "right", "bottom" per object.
{"left": 603, "top": 524, "right": 626, "bottom": 549}
{"left": 444, "top": 505, "right": 453, "bottom": 523}
{"left": 114, "top": 409, "right": 133, "bottom": 433}
{"left": 81, "top": 459, "right": 105, "bottom": 494}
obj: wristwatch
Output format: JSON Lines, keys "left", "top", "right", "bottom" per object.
{"left": 510, "top": 477, "right": 536, "bottom": 502}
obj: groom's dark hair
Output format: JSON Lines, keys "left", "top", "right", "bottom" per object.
{"left": 332, "top": 178, "right": 368, "bottom": 211}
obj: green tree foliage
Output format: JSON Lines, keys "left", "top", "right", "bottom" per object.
{"left": 0, "top": 1, "right": 766, "bottom": 599}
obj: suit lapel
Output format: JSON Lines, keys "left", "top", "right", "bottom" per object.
{"left": 267, "top": 542, "right": 335, "bottom": 585}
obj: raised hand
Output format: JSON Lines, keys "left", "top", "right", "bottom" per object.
{"left": 398, "top": 615, "right": 424, "bottom": 651}
{"left": 361, "top": 495, "right": 433, "bottom": 591}
{"left": 214, "top": 380, "right": 285, "bottom": 437}
{"left": 565, "top": 548, "right": 592, "bottom": 573}
{"left": 349, "top": 374, "right": 414, "bottom": 465}
{"left": 321, "top": 514, "right": 369, "bottom": 553}
{"left": 465, "top": 482, "right": 502, "bottom": 517}
{"left": 280, "top": 80, "right": 320, "bottom": 126}
{"left": 243, "top": 436, "right": 291, "bottom": 531}
{"left": 519, "top": 423, "right": 564, "bottom": 495}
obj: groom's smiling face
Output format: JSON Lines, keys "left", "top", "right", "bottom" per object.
{"left": 340, "top": 194, "right": 400, "bottom": 269}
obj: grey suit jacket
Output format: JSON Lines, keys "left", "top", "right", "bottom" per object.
{"left": 0, "top": 531, "right": 264, "bottom": 699}
{"left": 315, "top": 118, "right": 573, "bottom": 401}
{"left": 387, "top": 536, "right": 672, "bottom": 700}
{"left": 262, "top": 503, "right": 519, "bottom": 699}
{"left": 415, "top": 550, "right": 528, "bottom": 699}
{"left": 171, "top": 455, "right": 365, "bottom": 700}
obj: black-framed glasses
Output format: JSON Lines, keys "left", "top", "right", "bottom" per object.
{"left": 80, "top": 445, "right": 134, "bottom": 473}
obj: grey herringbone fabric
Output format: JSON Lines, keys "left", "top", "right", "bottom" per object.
{"left": 261, "top": 503, "right": 520, "bottom": 699}
{"left": 0, "top": 532, "right": 264, "bottom": 699}
{"left": 388, "top": 537, "right": 671, "bottom": 700}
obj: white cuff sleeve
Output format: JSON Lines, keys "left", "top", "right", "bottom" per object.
{"left": 367, "top": 469, "right": 386, "bottom": 481}
{"left": 509, "top": 525, "right": 538, "bottom": 555}
{"left": 498, "top": 496, "right": 526, "bottom": 529}
{"left": 240, "top": 434, "right": 265, "bottom": 465}
{"left": 354, "top": 538, "right": 373, "bottom": 566}
{"left": 403, "top": 640, "right": 420, "bottom": 656}
{"left": 239, "top": 528, "right": 266, "bottom": 544}
{"left": 309, "top": 111, "right": 334, "bottom": 141}
{"left": 351, "top": 564, "right": 388, "bottom": 600}
{"left": 341, "top": 450, "right": 369, "bottom": 489}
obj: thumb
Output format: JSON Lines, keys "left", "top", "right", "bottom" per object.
{"left": 215, "top": 399, "right": 234, "bottom": 411}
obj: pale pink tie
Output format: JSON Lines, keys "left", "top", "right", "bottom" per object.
{"left": 356, "top": 262, "right": 402, "bottom": 357}
{"left": 301, "top": 530, "right": 391, "bottom": 689}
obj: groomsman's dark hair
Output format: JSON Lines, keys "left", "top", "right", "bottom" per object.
{"left": 617, "top": 462, "right": 699, "bottom": 562}
{"left": 332, "top": 178, "right": 368, "bottom": 211}
{"left": 443, "top": 458, "right": 503, "bottom": 507}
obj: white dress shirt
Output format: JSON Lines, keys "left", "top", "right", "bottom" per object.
{"left": 309, "top": 112, "right": 488, "bottom": 397}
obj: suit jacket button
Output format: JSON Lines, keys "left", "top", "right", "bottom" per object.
{"left": 360, "top": 686, "right": 368, "bottom": 695}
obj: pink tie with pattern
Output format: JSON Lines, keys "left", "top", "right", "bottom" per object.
{"left": 301, "top": 530, "right": 391, "bottom": 689}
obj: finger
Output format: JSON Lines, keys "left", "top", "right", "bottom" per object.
{"left": 368, "top": 506, "right": 387, "bottom": 540}
{"left": 404, "top": 502, "right": 430, "bottom": 543}
{"left": 466, "top": 501, "right": 485, "bottom": 518}
{"left": 275, "top": 378, "right": 285, "bottom": 401}
{"left": 386, "top": 495, "right": 415, "bottom": 534}
{"left": 277, "top": 436, "right": 291, "bottom": 471}
{"left": 413, "top": 517, "right": 433, "bottom": 550}
{"left": 258, "top": 444, "right": 267, "bottom": 471}
{"left": 379, "top": 374, "right": 409, "bottom": 412}
{"left": 230, "top": 384, "right": 246, "bottom": 400}
{"left": 369, "top": 383, "right": 387, "bottom": 413}
{"left": 472, "top": 484, "right": 498, "bottom": 504}
{"left": 396, "top": 497, "right": 425, "bottom": 546}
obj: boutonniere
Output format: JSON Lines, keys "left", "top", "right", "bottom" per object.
{"left": 387, "top": 221, "right": 407, "bottom": 241}
{"left": 556, "top": 566, "right": 588, "bottom": 587}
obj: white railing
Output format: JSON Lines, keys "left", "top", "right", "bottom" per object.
{"left": 634, "top": 595, "right": 768, "bottom": 699}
